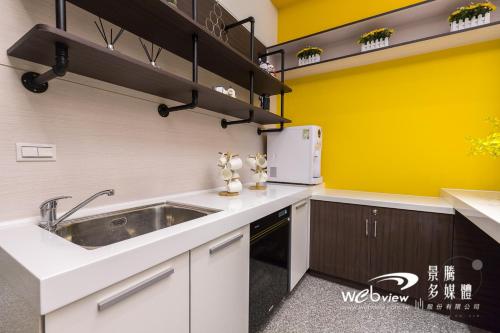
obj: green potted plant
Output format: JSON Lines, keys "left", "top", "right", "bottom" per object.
{"left": 358, "top": 28, "right": 394, "bottom": 52}
{"left": 469, "top": 117, "right": 500, "bottom": 158}
{"left": 297, "top": 46, "right": 323, "bottom": 66}
{"left": 449, "top": 1, "right": 496, "bottom": 31}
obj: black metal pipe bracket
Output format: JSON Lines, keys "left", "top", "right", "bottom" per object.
{"left": 258, "top": 122, "right": 284, "bottom": 135}
{"left": 22, "top": 0, "right": 68, "bottom": 93}
{"left": 221, "top": 110, "right": 254, "bottom": 129}
{"left": 159, "top": 31, "right": 198, "bottom": 118}
{"left": 225, "top": 17, "right": 255, "bottom": 62}
{"left": 221, "top": 71, "right": 255, "bottom": 128}
{"left": 192, "top": 0, "right": 197, "bottom": 21}
{"left": 258, "top": 91, "right": 285, "bottom": 135}
{"left": 158, "top": 90, "right": 198, "bottom": 117}
{"left": 258, "top": 49, "right": 287, "bottom": 135}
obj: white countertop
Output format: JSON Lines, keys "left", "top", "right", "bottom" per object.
{"left": 0, "top": 184, "right": 311, "bottom": 315}
{"left": 1, "top": 184, "right": 498, "bottom": 316}
{"left": 442, "top": 189, "right": 500, "bottom": 243}
{"left": 312, "top": 188, "right": 454, "bottom": 214}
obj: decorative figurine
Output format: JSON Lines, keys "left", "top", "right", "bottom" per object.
{"left": 227, "top": 87, "right": 236, "bottom": 98}
{"left": 259, "top": 59, "right": 276, "bottom": 76}
{"left": 214, "top": 86, "right": 227, "bottom": 94}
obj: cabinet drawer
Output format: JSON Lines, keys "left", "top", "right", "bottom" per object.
{"left": 45, "top": 253, "right": 189, "bottom": 333}
{"left": 191, "top": 226, "right": 250, "bottom": 333}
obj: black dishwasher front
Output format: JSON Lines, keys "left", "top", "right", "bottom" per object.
{"left": 249, "top": 207, "right": 290, "bottom": 333}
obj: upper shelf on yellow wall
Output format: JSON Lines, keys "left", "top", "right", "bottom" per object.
{"left": 266, "top": 0, "right": 500, "bottom": 80}
{"left": 283, "top": 23, "right": 500, "bottom": 80}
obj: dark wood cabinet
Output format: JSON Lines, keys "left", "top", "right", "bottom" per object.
{"left": 451, "top": 212, "right": 500, "bottom": 332}
{"left": 310, "top": 201, "right": 370, "bottom": 283}
{"left": 369, "top": 207, "right": 453, "bottom": 299}
{"left": 368, "top": 207, "right": 422, "bottom": 298}
{"left": 310, "top": 200, "right": 453, "bottom": 301}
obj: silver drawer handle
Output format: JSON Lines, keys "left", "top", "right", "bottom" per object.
{"left": 98, "top": 267, "right": 174, "bottom": 311}
{"left": 374, "top": 220, "right": 377, "bottom": 238}
{"left": 365, "top": 219, "right": 369, "bottom": 237}
{"left": 209, "top": 233, "right": 243, "bottom": 255}
{"left": 295, "top": 201, "right": 308, "bottom": 209}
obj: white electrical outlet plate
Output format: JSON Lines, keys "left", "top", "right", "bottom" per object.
{"left": 16, "top": 143, "right": 56, "bottom": 162}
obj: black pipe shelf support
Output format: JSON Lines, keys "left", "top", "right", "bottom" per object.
{"left": 224, "top": 16, "right": 255, "bottom": 62}
{"left": 220, "top": 16, "right": 256, "bottom": 129}
{"left": 22, "top": 0, "right": 69, "bottom": 93}
{"left": 158, "top": 31, "right": 199, "bottom": 117}
{"left": 158, "top": 90, "right": 198, "bottom": 117}
{"left": 158, "top": 1, "right": 198, "bottom": 117}
{"left": 221, "top": 109, "right": 254, "bottom": 128}
{"left": 257, "top": 49, "right": 286, "bottom": 135}
{"left": 221, "top": 71, "right": 255, "bottom": 128}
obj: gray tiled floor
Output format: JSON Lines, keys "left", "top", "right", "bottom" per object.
{"left": 0, "top": 277, "right": 38, "bottom": 333}
{"left": 258, "top": 274, "right": 489, "bottom": 333}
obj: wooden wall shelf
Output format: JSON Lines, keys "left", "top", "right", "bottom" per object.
{"left": 266, "top": 0, "right": 500, "bottom": 79}
{"left": 8, "top": 25, "right": 290, "bottom": 125}
{"left": 283, "top": 22, "right": 500, "bottom": 80}
{"left": 66, "top": 0, "right": 292, "bottom": 96}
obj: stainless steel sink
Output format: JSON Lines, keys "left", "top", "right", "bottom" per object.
{"left": 55, "top": 202, "right": 219, "bottom": 249}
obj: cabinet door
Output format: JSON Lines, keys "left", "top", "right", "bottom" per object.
{"left": 290, "top": 199, "right": 310, "bottom": 291}
{"left": 191, "top": 225, "right": 250, "bottom": 333}
{"left": 414, "top": 211, "right": 453, "bottom": 304}
{"left": 452, "top": 212, "right": 500, "bottom": 332}
{"left": 310, "top": 201, "right": 370, "bottom": 283}
{"left": 369, "top": 207, "right": 422, "bottom": 297}
{"left": 369, "top": 207, "right": 453, "bottom": 299}
{"left": 45, "top": 253, "right": 189, "bottom": 333}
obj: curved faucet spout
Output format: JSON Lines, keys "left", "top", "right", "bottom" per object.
{"left": 41, "top": 189, "right": 115, "bottom": 231}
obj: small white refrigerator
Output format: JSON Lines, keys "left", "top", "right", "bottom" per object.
{"left": 266, "top": 125, "right": 323, "bottom": 185}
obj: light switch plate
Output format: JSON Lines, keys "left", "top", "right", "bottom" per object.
{"left": 20, "top": 146, "right": 38, "bottom": 158}
{"left": 16, "top": 143, "right": 56, "bottom": 162}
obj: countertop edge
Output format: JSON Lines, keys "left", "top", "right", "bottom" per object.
{"left": 311, "top": 191, "right": 454, "bottom": 215}
{"left": 441, "top": 189, "right": 500, "bottom": 244}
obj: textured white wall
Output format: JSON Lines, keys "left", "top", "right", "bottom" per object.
{"left": 0, "top": 0, "right": 278, "bottom": 222}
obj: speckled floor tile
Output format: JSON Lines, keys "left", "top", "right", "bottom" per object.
{"left": 257, "top": 274, "right": 489, "bottom": 333}
{"left": 0, "top": 277, "right": 38, "bottom": 333}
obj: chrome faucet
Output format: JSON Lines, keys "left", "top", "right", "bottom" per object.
{"left": 40, "top": 189, "right": 115, "bottom": 231}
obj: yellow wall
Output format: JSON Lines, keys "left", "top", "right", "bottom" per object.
{"left": 278, "top": 0, "right": 421, "bottom": 42}
{"left": 278, "top": 2, "right": 500, "bottom": 196}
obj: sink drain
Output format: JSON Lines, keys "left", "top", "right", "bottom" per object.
{"left": 110, "top": 217, "right": 128, "bottom": 228}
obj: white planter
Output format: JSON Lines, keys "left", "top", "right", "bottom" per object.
{"left": 465, "top": 18, "right": 471, "bottom": 29}
{"left": 361, "top": 37, "right": 389, "bottom": 52}
{"left": 471, "top": 16, "right": 478, "bottom": 27}
{"left": 298, "top": 54, "right": 321, "bottom": 66}
{"left": 450, "top": 13, "right": 491, "bottom": 32}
